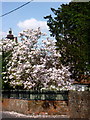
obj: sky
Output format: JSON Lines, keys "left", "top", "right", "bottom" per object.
{"left": 0, "top": 1, "right": 71, "bottom": 39}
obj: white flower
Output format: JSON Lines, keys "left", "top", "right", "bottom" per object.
{"left": 3, "top": 28, "right": 73, "bottom": 90}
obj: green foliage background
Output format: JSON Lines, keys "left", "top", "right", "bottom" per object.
{"left": 45, "top": 2, "right": 90, "bottom": 81}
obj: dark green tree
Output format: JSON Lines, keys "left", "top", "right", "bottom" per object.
{"left": 44, "top": 2, "right": 90, "bottom": 81}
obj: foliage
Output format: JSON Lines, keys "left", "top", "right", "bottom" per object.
{"left": 2, "top": 28, "right": 73, "bottom": 90}
{"left": 44, "top": 2, "right": 90, "bottom": 81}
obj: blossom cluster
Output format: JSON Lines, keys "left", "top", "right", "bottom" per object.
{"left": 2, "top": 28, "right": 73, "bottom": 90}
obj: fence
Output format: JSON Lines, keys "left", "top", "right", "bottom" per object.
{"left": 2, "top": 90, "right": 68, "bottom": 101}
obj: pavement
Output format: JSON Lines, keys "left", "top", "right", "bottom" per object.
{"left": 1, "top": 111, "right": 69, "bottom": 120}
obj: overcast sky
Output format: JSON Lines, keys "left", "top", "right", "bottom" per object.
{"left": 1, "top": 1, "right": 71, "bottom": 39}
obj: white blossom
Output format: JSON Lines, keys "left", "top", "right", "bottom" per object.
{"left": 2, "top": 28, "right": 73, "bottom": 90}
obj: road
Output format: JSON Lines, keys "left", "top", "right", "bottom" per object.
{"left": 1, "top": 111, "right": 69, "bottom": 120}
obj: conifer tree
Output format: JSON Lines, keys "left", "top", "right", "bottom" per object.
{"left": 44, "top": 2, "right": 90, "bottom": 81}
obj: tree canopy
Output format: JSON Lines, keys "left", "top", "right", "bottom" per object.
{"left": 1, "top": 28, "right": 73, "bottom": 90}
{"left": 44, "top": 2, "right": 90, "bottom": 81}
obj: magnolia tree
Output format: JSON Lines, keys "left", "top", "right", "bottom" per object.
{"left": 1, "top": 38, "right": 17, "bottom": 89}
{"left": 2, "top": 28, "right": 73, "bottom": 90}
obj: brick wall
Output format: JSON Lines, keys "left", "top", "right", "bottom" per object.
{"left": 2, "top": 99, "right": 69, "bottom": 115}
{"left": 68, "top": 91, "right": 90, "bottom": 118}
{"left": 2, "top": 99, "right": 28, "bottom": 114}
